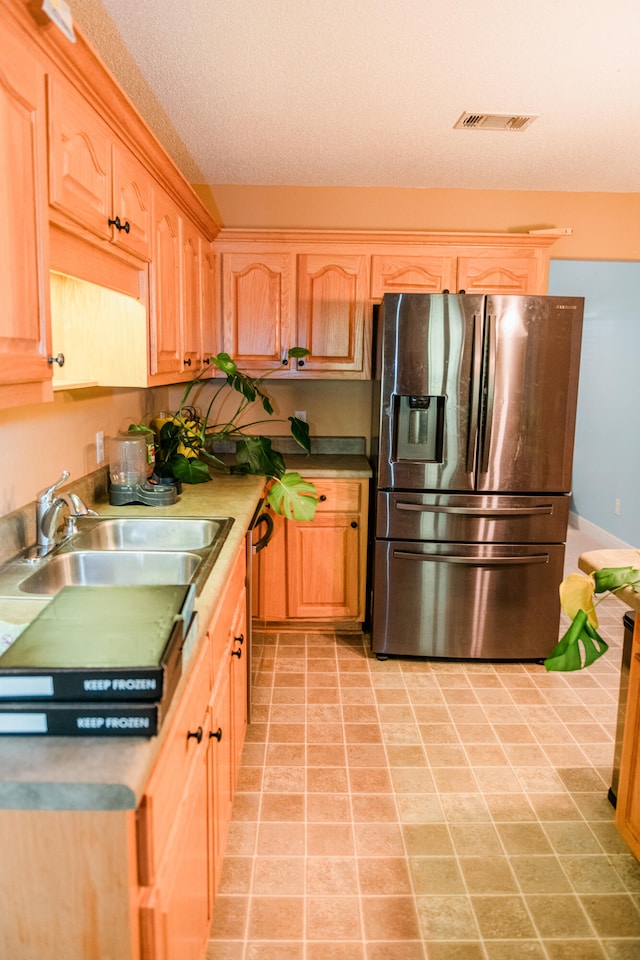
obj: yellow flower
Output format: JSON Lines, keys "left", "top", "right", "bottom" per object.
{"left": 559, "top": 572, "right": 598, "bottom": 629}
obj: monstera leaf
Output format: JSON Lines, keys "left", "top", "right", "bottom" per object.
{"left": 266, "top": 472, "right": 318, "bottom": 521}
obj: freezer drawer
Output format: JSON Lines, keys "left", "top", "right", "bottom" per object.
{"left": 372, "top": 540, "right": 565, "bottom": 659}
{"left": 376, "top": 492, "right": 570, "bottom": 544}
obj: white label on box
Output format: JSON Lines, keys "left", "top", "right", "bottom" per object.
{"left": 0, "top": 712, "right": 48, "bottom": 733}
{"left": 0, "top": 676, "right": 54, "bottom": 698}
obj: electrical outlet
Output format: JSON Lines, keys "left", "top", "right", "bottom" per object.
{"left": 96, "top": 430, "right": 104, "bottom": 464}
{"left": 294, "top": 410, "right": 307, "bottom": 421}
{"left": 615, "top": 498, "right": 622, "bottom": 516}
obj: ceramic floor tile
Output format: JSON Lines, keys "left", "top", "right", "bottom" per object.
{"left": 207, "top": 527, "right": 640, "bottom": 957}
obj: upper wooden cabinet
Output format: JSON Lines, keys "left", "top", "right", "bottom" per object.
{"left": 215, "top": 230, "right": 557, "bottom": 381}
{"left": 0, "top": 18, "right": 52, "bottom": 410}
{"left": 297, "top": 254, "right": 370, "bottom": 376}
{"left": 48, "top": 76, "right": 153, "bottom": 261}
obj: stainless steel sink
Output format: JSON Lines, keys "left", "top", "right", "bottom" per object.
{"left": 19, "top": 551, "right": 202, "bottom": 595}
{"left": 0, "top": 516, "right": 235, "bottom": 599}
{"left": 71, "top": 516, "right": 228, "bottom": 551}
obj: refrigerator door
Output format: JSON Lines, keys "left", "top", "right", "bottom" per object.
{"left": 376, "top": 293, "right": 484, "bottom": 491}
{"left": 477, "top": 296, "right": 583, "bottom": 493}
{"left": 372, "top": 539, "right": 565, "bottom": 659}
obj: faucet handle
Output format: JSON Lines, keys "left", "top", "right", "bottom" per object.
{"left": 36, "top": 470, "right": 70, "bottom": 504}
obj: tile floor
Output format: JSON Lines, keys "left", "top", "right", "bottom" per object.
{"left": 207, "top": 528, "right": 640, "bottom": 959}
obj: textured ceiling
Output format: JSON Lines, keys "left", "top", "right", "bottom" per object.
{"left": 76, "top": 0, "right": 640, "bottom": 192}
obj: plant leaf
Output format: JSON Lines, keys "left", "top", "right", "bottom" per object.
{"left": 266, "top": 472, "right": 318, "bottom": 520}
{"left": 236, "top": 437, "right": 286, "bottom": 479}
{"left": 210, "top": 352, "right": 237, "bottom": 376}
{"left": 170, "top": 455, "right": 211, "bottom": 484}
{"left": 289, "top": 416, "right": 311, "bottom": 453}
{"left": 594, "top": 566, "right": 640, "bottom": 594}
{"left": 559, "top": 572, "right": 598, "bottom": 628}
{"left": 544, "top": 608, "right": 609, "bottom": 672}
{"left": 287, "top": 347, "right": 310, "bottom": 359}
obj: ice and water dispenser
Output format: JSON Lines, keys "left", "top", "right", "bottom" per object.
{"left": 393, "top": 394, "right": 445, "bottom": 462}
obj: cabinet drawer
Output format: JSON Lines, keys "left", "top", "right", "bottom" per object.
{"left": 314, "top": 479, "right": 365, "bottom": 513}
{"left": 137, "top": 639, "right": 210, "bottom": 884}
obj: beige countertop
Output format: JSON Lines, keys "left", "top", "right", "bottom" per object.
{"left": 0, "top": 474, "right": 265, "bottom": 811}
{"left": 578, "top": 548, "right": 640, "bottom": 614}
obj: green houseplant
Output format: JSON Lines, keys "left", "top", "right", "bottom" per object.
{"left": 149, "top": 349, "right": 318, "bottom": 522}
{"left": 544, "top": 564, "right": 640, "bottom": 671}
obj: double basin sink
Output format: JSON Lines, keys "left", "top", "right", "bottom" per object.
{"left": 0, "top": 516, "right": 235, "bottom": 599}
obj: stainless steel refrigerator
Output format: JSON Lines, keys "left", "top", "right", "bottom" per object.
{"left": 371, "top": 292, "right": 584, "bottom": 660}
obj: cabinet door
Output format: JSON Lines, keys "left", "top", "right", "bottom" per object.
{"left": 221, "top": 252, "right": 295, "bottom": 372}
{"left": 149, "top": 190, "right": 182, "bottom": 378}
{"left": 616, "top": 623, "right": 640, "bottom": 859}
{"left": 48, "top": 76, "right": 111, "bottom": 240}
{"left": 140, "top": 746, "right": 210, "bottom": 960}
{"left": 297, "top": 254, "right": 370, "bottom": 376}
{"left": 371, "top": 255, "right": 458, "bottom": 298}
{"left": 0, "top": 24, "right": 51, "bottom": 405}
{"left": 201, "top": 241, "right": 218, "bottom": 363}
{"left": 229, "top": 588, "right": 248, "bottom": 787}
{"left": 181, "top": 219, "right": 203, "bottom": 371}
{"left": 111, "top": 144, "right": 153, "bottom": 260}
{"left": 286, "top": 513, "right": 363, "bottom": 619}
{"left": 456, "top": 256, "right": 539, "bottom": 295}
{"left": 209, "top": 665, "right": 233, "bottom": 896}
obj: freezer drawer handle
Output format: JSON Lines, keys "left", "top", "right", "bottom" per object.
{"left": 392, "top": 550, "right": 550, "bottom": 566}
{"left": 395, "top": 502, "right": 554, "bottom": 517}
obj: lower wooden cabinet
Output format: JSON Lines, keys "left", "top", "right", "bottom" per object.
{"left": 253, "top": 478, "right": 369, "bottom": 624}
{"left": 139, "top": 545, "right": 248, "bottom": 959}
{"left": 616, "top": 614, "right": 640, "bottom": 859}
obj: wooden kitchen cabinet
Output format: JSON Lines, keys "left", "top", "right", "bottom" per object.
{"left": 219, "top": 248, "right": 371, "bottom": 377}
{"left": 370, "top": 254, "right": 458, "bottom": 297}
{"left": 48, "top": 75, "right": 153, "bottom": 261}
{"left": 456, "top": 255, "right": 540, "bottom": 294}
{"left": 296, "top": 253, "right": 370, "bottom": 376}
{"left": 615, "top": 615, "right": 640, "bottom": 859}
{"left": 253, "top": 478, "right": 369, "bottom": 624}
{"left": 221, "top": 251, "right": 295, "bottom": 372}
{"left": 0, "top": 18, "right": 52, "bottom": 410}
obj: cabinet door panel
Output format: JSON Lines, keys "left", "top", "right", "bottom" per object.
{"left": 222, "top": 252, "right": 294, "bottom": 370}
{"left": 209, "top": 666, "right": 233, "bottom": 895}
{"left": 297, "top": 254, "right": 369, "bottom": 375}
{"left": 149, "top": 190, "right": 182, "bottom": 377}
{"left": 371, "top": 255, "right": 457, "bottom": 298}
{"left": 201, "top": 241, "right": 218, "bottom": 361}
{"left": 112, "top": 145, "right": 152, "bottom": 260}
{"left": 0, "top": 26, "right": 51, "bottom": 397}
{"left": 456, "top": 256, "right": 538, "bottom": 295}
{"left": 181, "top": 219, "right": 202, "bottom": 370}
{"left": 287, "top": 515, "right": 362, "bottom": 619}
{"left": 48, "top": 77, "right": 111, "bottom": 239}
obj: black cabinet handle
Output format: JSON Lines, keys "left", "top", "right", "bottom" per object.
{"left": 108, "top": 216, "right": 131, "bottom": 234}
{"left": 281, "top": 356, "right": 289, "bottom": 366}
{"left": 231, "top": 648, "right": 242, "bottom": 659}
{"left": 47, "top": 353, "right": 65, "bottom": 368}
{"left": 234, "top": 634, "right": 244, "bottom": 645}
{"left": 184, "top": 358, "right": 192, "bottom": 367}
{"left": 297, "top": 359, "right": 305, "bottom": 368}
{"left": 187, "top": 726, "right": 203, "bottom": 743}
{"left": 210, "top": 727, "right": 222, "bottom": 741}
{"left": 351, "top": 521, "right": 358, "bottom": 528}
{"left": 319, "top": 494, "right": 327, "bottom": 502}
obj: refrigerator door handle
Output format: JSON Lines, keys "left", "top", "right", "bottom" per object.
{"left": 479, "top": 313, "right": 497, "bottom": 474}
{"left": 395, "top": 502, "right": 554, "bottom": 517}
{"left": 392, "top": 550, "right": 550, "bottom": 566}
{"left": 465, "top": 313, "right": 484, "bottom": 473}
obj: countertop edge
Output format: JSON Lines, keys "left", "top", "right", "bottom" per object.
{"left": 578, "top": 548, "right": 640, "bottom": 615}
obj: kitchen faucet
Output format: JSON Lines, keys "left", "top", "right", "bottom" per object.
{"left": 35, "top": 471, "right": 97, "bottom": 554}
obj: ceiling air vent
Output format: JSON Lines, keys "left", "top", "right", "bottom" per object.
{"left": 454, "top": 112, "right": 537, "bottom": 131}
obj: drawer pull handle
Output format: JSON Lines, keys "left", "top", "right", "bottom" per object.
{"left": 47, "top": 353, "right": 65, "bottom": 367}
{"left": 231, "top": 648, "right": 242, "bottom": 659}
{"left": 108, "top": 215, "right": 130, "bottom": 234}
{"left": 351, "top": 521, "right": 358, "bottom": 528}
{"left": 234, "top": 634, "right": 244, "bottom": 645}
{"left": 210, "top": 727, "right": 223, "bottom": 741}
{"left": 184, "top": 357, "right": 192, "bottom": 367}
{"left": 319, "top": 495, "right": 327, "bottom": 502}
{"left": 187, "top": 726, "right": 203, "bottom": 743}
